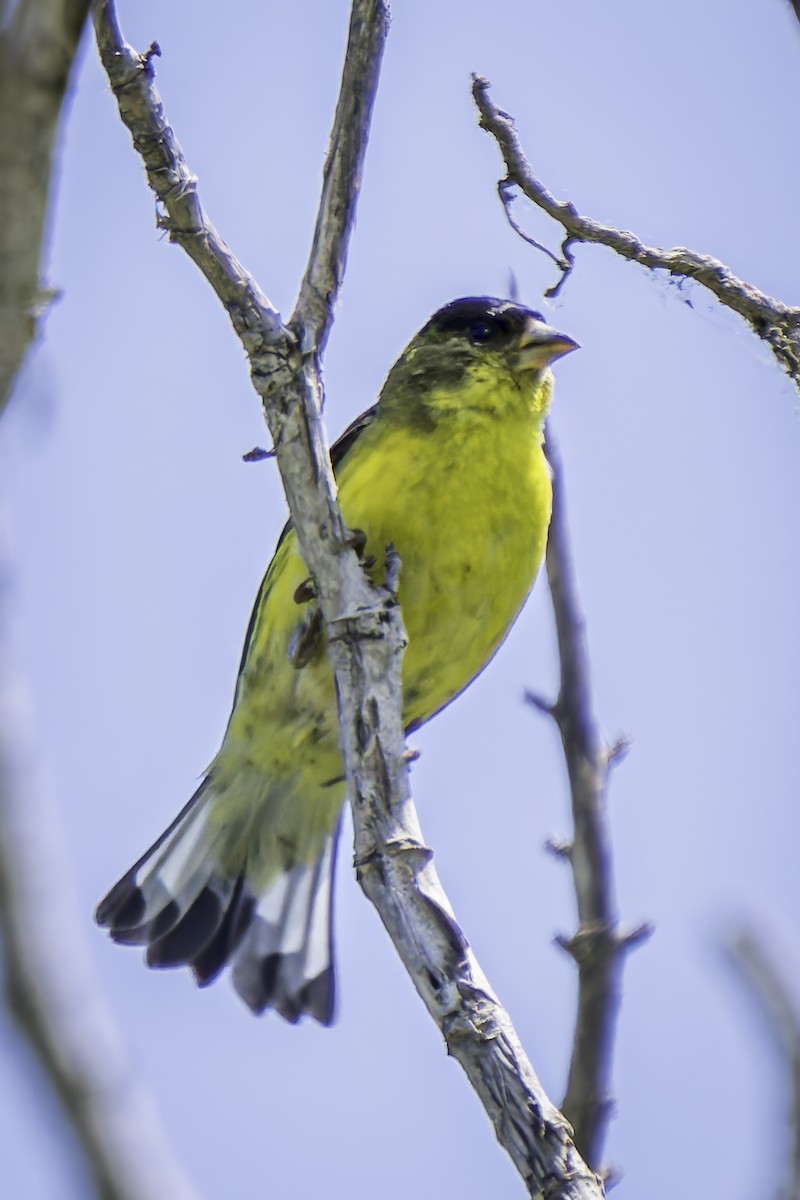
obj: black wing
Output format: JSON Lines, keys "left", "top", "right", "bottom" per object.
{"left": 233, "top": 404, "right": 379, "bottom": 691}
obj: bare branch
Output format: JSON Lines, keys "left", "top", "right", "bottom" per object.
{"left": 472, "top": 76, "right": 800, "bottom": 394}
{"left": 0, "top": 0, "right": 91, "bottom": 414}
{"left": 0, "top": 520, "right": 198, "bottom": 1200}
{"left": 91, "top": 4, "right": 606, "bottom": 1192}
{"left": 531, "top": 427, "right": 651, "bottom": 1169}
{"left": 291, "top": 0, "right": 388, "bottom": 355}
{"left": 92, "top": 4, "right": 284, "bottom": 344}
{"left": 350, "top": 689, "right": 605, "bottom": 1199}
{"left": 730, "top": 929, "right": 800, "bottom": 1200}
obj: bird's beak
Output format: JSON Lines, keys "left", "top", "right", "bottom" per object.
{"left": 516, "top": 317, "right": 580, "bottom": 372}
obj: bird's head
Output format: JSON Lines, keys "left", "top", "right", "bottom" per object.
{"left": 380, "top": 297, "right": 578, "bottom": 426}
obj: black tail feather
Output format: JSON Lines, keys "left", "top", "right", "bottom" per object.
{"left": 192, "top": 874, "right": 255, "bottom": 987}
{"left": 147, "top": 886, "right": 226, "bottom": 969}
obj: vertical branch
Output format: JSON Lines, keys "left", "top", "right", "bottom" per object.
{"left": 291, "top": 0, "right": 388, "bottom": 355}
{"left": 528, "top": 427, "right": 650, "bottom": 1168}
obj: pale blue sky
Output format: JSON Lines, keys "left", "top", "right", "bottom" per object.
{"left": 2, "top": 1, "right": 799, "bottom": 1197}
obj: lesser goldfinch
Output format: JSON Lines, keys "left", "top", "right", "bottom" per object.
{"left": 96, "top": 297, "right": 578, "bottom": 1024}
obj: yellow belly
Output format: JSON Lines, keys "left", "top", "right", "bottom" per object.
{"left": 210, "top": 402, "right": 551, "bottom": 881}
{"left": 338, "top": 420, "right": 550, "bottom": 728}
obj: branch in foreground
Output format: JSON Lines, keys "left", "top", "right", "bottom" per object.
{"left": 92, "top": 3, "right": 604, "bottom": 1193}
{"left": 0, "top": 0, "right": 91, "bottom": 412}
{"left": 472, "top": 76, "right": 800, "bottom": 395}
{"left": 729, "top": 929, "right": 800, "bottom": 1200}
{"left": 0, "top": 4, "right": 196, "bottom": 1196}
{"left": 0, "top": 527, "right": 198, "bottom": 1200}
{"left": 527, "top": 428, "right": 651, "bottom": 1169}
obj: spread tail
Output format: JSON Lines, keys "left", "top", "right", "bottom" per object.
{"left": 95, "top": 781, "right": 338, "bottom": 1025}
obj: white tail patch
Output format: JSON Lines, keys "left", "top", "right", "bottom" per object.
{"left": 232, "top": 832, "right": 336, "bottom": 1023}
{"left": 96, "top": 784, "right": 338, "bottom": 1024}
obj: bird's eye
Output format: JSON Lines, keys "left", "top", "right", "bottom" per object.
{"left": 469, "top": 321, "right": 496, "bottom": 345}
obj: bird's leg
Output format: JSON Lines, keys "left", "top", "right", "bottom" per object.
{"left": 288, "top": 608, "right": 323, "bottom": 669}
{"left": 294, "top": 577, "right": 317, "bottom": 604}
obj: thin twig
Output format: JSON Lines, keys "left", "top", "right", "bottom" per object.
{"left": 290, "top": 0, "right": 387, "bottom": 356}
{"left": 472, "top": 76, "right": 800, "bottom": 393}
{"left": 528, "top": 427, "right": 651, "bottom": 1170}
{"left": 730, "top": 929, "right": 800, "bottom": 1200}
{"left": 92, "top": 3, "right": 604, "bottom": 1194}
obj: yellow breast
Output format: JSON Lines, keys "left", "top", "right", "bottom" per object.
{"left": 335, "top": 382, "right": 552, "bottom": 729}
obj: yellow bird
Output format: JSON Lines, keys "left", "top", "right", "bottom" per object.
{"left": 96, "top": 297, "right": 578, "bottom": 1024}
